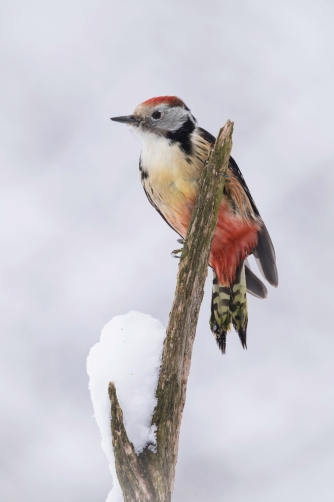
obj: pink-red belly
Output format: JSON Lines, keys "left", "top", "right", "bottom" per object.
{"left": 210, "top": 203, "right": 260, "bottom": 285}
{"left": 173, "top": 200, "right": 260, "bottom": 286}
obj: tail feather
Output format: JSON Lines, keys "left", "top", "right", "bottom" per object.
{"left": 210, "top": 265, "right": 248, "bottom": 354}
{"left": 245, "top": 264, "right": 268, "bottom": 299}
{"left": 253, "top": 223, "right": 278, "bottom": 287}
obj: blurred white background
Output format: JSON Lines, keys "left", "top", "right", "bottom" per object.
{"left": 1, "top": 1, "right": 334, "bottom": 500}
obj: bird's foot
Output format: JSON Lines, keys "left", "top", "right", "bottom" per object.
{"left": 171, "top": 238, "right": 185, "bottom": 258}
{"left": 171, "top": 248, "right": 183, "bottom": 259}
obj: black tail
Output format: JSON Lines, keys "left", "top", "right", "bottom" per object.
{"left": 253, "top": 223, "right": 278, "bottom": 287}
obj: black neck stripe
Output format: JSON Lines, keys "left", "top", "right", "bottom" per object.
{"left": 166, "top": 117, "right": 196, "bottom": 155}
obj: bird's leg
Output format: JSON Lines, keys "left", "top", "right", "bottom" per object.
{"left": 171, "top": 238, "right": 185, "bottom": 259}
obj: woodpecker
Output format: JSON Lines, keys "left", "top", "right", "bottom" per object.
{"left": 111, "top": 96, "right": 278, "bottom": 353}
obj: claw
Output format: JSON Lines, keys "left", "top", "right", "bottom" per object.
{"left": 172, "top": 238, "right": 185, "bottom": 258}
{"left": 171, "top": 248, "right": 183, "bottom": 258}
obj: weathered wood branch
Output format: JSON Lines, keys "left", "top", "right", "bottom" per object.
{"left": 109, "top": 120, "right": 234, "bottom": 501}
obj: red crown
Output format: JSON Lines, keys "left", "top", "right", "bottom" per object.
{"left": 141, "top": 96, "right": 185, "bottom": 108}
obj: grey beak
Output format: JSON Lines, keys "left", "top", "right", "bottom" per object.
{"left": 110, "top": 115, "right": 138, "bottom": 124}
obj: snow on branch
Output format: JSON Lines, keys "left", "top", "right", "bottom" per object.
{"left": 87, "top": 312, "right": 166, "bottom": 500}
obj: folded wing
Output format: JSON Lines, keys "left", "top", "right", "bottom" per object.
{"left": 198, "top": 128, "right": 278, "bottom": 290}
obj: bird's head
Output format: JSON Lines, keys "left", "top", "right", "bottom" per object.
{"left": 111, "top": 96, "right": 197, "bottom": 144}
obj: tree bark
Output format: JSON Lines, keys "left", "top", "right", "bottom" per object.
{"left": 109, "top": 120, "right": 234, "bottom": 501}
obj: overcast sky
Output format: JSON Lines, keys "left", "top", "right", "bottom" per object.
{"left": 1, "top": 1, "right": 334, "bottom": 501}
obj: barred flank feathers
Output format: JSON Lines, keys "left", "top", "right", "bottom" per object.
{"left": 231, "top": 264, "right": 248, "bottom": 348}
{"left": 210, "top": 271, "right": 231, "bottom": 353}
{"left": 210, "top": 265, "right": 248, "bottom": 354}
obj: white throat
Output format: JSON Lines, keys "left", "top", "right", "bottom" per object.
{"left": 132, "top": 128, "right": 184, "bottom": 175}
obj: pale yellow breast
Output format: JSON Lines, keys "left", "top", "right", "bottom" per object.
{"left": 140, "top": 134, "right": 208, "bottom": 235}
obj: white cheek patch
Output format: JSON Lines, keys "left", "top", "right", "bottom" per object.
{"left": 128, "top": 106, "right": 194, "bottom": 174}
{"left": 159, "top": 107, "right": 188, "bottom": 132}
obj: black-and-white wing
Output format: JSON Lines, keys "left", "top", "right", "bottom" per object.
{"left": 198, "top": 127, "right": 278, "bottom": 290}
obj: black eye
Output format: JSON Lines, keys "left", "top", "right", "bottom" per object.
{"left": 151, "top": 110, "right": 162, "bottom": 119}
